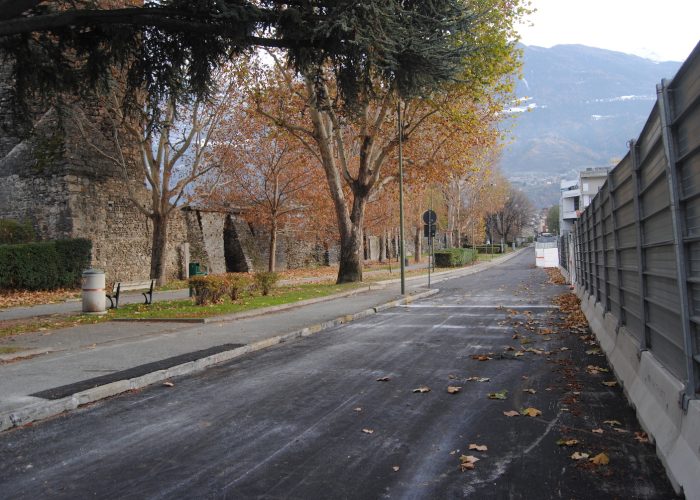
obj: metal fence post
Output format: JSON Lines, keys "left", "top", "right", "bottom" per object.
{"left": 602, "top": 187, "right": 611, "bottom": 313}
{"left": 629, "top": 140, "right": 650, "bottom": 351}
{"left": 592, "top": 197, "right": 601, "bottom": 304}
{"left": 608, "top": 171, "right": 625, "bottom": 328}
{"left": 658, "top": 79, "right": 697, "bottom": 408}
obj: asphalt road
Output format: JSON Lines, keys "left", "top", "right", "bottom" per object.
{"left": 0, "top": 251, "right": 677, "bottom": 499}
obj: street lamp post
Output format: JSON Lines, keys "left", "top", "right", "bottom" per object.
{"left": 398, "top": 101, "right": 406, "bottom": 295}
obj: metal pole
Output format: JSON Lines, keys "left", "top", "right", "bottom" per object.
{"left": 398, "top": 101, "right": 406, "bottom": 295}
{"left": 658, "top": 79, "right": 697, "bottom": 409}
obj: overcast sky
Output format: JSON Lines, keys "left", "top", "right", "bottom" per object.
{"left": 516, "top": 0, "right": 700, "bottom": 62}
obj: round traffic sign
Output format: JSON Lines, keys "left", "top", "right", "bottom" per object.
{"left": 422, "top": 210, "right": 437, "bottom": 225}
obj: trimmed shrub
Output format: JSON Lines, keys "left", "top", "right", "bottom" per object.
{"left": 227, "top": 274, "right": 251, "bottom": 301}
{"left": 189, "top": 273, "right": 253, "bottom": 305}
{"left": 473, "top": 244, "right": 503, "bottom": 254}
{"left": 0, "top": 219, "right": 35, "bottom": 245}
{"left": 55, "top": 239, "right": 93, "bottom": 288}
{"left": 254, "top": 271, "right": 279, "bottom": 296}
{"left": 0, "top": 238, "right": 92, "bottom": 290}
{"left": 434, "top": 248, "right": 477, "bottom": 268}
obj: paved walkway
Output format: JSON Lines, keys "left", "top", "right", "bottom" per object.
{"left": 0, "top": 262, "right": 428, "bottom": 321}
{"left": 0, "top": 252, "right": 523, "bottom": 431}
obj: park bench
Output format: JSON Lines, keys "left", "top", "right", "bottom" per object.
{"left": 106, "top": 279, "right": 155, "bottom": 309}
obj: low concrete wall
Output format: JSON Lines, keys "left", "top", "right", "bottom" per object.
{"left": 576, "top": 286, "right": 700, "bottom": 499}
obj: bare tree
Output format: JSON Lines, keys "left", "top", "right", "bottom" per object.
{"left": 74, "top": 90, "right": 230, "bottom": 284}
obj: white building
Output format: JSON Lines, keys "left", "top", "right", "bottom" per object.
{"left": 559, "top": 167, "right": 610, "bottom": 235}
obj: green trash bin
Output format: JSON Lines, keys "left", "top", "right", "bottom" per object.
{"left": 188, "top": 262, "right": 207, "bottom": 297}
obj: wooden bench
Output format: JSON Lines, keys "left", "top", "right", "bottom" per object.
{"left": 106, "top": 280, "right": 155, "bottom": 309}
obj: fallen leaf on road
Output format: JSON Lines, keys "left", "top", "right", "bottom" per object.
{"left": 413, "top": 386, "right": 431, "bottom": 393}
{"left": 602, "top": 381, "right": 618, "bottom": 387}
{"left": 362, "top": 428, "right": 374, "bottom": 434}
{"left": 447, "top": 386, "right": 462, "bottom": 394}
{"left": 503, "top": 410, "right": 520, "bottom": 417}
{"left": 354, "top": 407, "right": 362, "bottom": 412}
{"left": 504, "top": 346, "right": 515, "bottom": 351}
{"left": 448, "top": 374, "right": 457, "bottom": 380}
{"left": 488, "top": 390, "right": 508, "bottom": 400}
{"left": 556, "top": 439, "right": 579, "bottom": 447}
{"left": 459, "top": 455, "right": 479, "bottom": 471}
{"left": 586, "top": 348, "right": 602, "bottom": 355}
{"left": 162, "top": 381, "right": 174, "bottom": 387}
{"left": 590, "top": 453, "right": 609, "bottom": 465}
{"left": 613, "top": 428, "right": 629, "bottom": 434}
{"left": 603, "top": 420, "right": 622, "bottom": 427}
{"left": 592, "top": 428, "right": 604, "bottom": 434}
{"left": 634, "top": 432, "right": 649, "bottom": 443}
{"left": 392, "top": 466, "right": 400, "bottom": 472}
{"left": 523, "top": 388, "right": 536, "bottom": 394}
{"left": 571, "top": 452, "right": 590, "bottom": 460}
{"left": 469, "top": 444, "right": 488, "bottom": 452}
{"left": 586, "top": 365, "right": 609, "bottom": 375}
{"left": 466, "top": 376, "right": 490, "bottom": 382}
{"left": 514, "top": 351, "right": 525, "bottom": 357}
{"left": 560, "top": 347, "right": 570, "bottom": 351}
{"left": 376, "top": 376, "right": 391, "bottom": 382}
{"left": 471, "top": 355, "right": 492, "bottom": 361}
{"left": 521, "top": 407, "right": 542, "bottom": 417}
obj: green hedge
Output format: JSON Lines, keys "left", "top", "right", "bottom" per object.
{"left": 472, "top": 244, "right": 503, "bottom": 254}
{"left": 434, "top": 248, "right": 477, "bottom": 268}
{"left": 0, "top": 238, "right": 92, "bottom": 290}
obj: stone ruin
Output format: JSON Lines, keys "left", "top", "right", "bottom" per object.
{"left": 0, "top": 47, "right": 336, "bottom": 283}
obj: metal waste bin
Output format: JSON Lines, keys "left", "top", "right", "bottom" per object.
{"left": 82, "top": 269, "right": 106, "bottom": 313}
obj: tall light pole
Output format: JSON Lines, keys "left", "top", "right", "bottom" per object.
{"left": 398, "top": 100, "right": 406, "bottom": 295}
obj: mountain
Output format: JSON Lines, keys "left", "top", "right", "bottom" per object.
{"left": 501, "top": 44, "right": 682, "bottom": 207}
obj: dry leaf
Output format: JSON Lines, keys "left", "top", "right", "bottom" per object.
{"left": 469, "top": 444, "right": 488, "bottom": 452}
{"left": 523, "top": 388, "right": 536, "bottom": 394}
{"left": 413, "top": 386, "right": 431, "bottom": 393}
{"left": 392, "top": 465, "right": 400, "bottom": 472}
{"left": 590, "top": 453, "right": 610, "bottom": 465}
{"left": 560, "top": 347, "right": 570, "bottom": 351}
{"left": 466, "top": 376, "right": 490, "bottom": 382}
{"left": 459, "top": 455, "right": 479, "bottom": 471}
{"left": 586, "top": 365, "right": 609, "bottom": 375}
{"left": 602, "top": 381, "right": 618, "bottom": 387}
{"left": 354, "top": 407, "right": 362, "bottom": 412}
{"left": 503, "top": 410, "right": 520, "bottom": 417}
{"left": 488, "top": 390, "right": 508, "bottom": 400}
{"left": 514, "top": 351, "right": 525, "bottom": 357}
{"left": 521, "top": 407, "right": 542, "bottom": 417}
{"left": 162, "top": 381, "right": 174, "bottom": 387}
{"left": 603, "top": 420, "right": 622, "bottom": 427}
{"left": 571, "top": 452, "right": 590, "bottom": 460}
{"left": 592, "top": 428, "right": 604, "bottom": 434}
{"left": 613, "top": 428, "right": 629, "bottom": 434}
{"left": 376, "top": 376, "right": 391, "bottom": 382}
{"left": 448, "top": 374, "right": 457, "bottom": 380}
{"left": 634, "top": 432, "right": 649, "bottom": 443}
{"left": 447, "top": 386, "right": 462, "bottom": 394}
{"left": 556, "top": 439, "right": 579, "bottom": 447}
{"left": 362, "top": 428, "right": 374, "bottom": 434}
{"left": 471, "top": 355, "right": 492, "bottom": 361}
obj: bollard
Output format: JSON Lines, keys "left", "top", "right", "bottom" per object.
{"left": 82, "top": 269, "right": 106, "bottom": 314}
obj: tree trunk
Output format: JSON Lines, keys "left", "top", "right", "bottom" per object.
{"left": 336, "top": 196, "right": 365, "bottom": 283}
{"left": 268, "top": 219, "right": 277, "bottom": 272}
{"left": 379, "top": 232, "right": 386, "bottom": 263}
{"left": 150, "top": 212, "right": 168, "bottom": 286}
{"left": 414, "top": 226, "right": 421, "bottom": 263}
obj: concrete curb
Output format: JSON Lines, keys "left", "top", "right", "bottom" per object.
{"left": 576, "top": 285, "right": 700, "bottom": 498}
{"left": 0, "top": 288, "right": 439, "bottom": 433}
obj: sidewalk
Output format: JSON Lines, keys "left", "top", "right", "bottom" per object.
{"left": 0, "top": 261, "right": 429, "bottom": 322}
{"left": 0, "top": 251, "right": 524, "bottom": 431}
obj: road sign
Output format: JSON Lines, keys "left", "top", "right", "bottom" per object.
{"left": 422, "top": 210, "right": 437, "bottom": 225}
{"left": 424, "top": 224, "right": 436, "bottom": 238}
